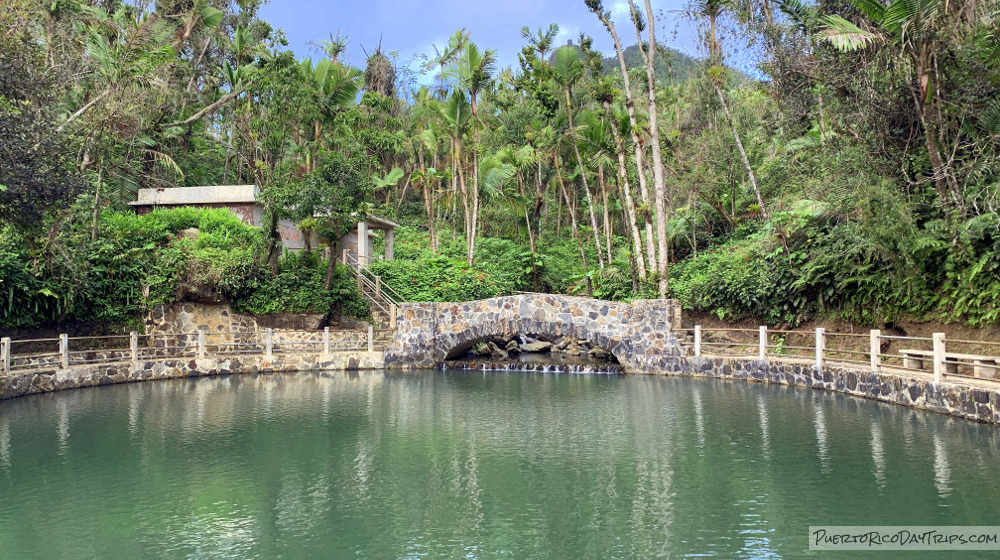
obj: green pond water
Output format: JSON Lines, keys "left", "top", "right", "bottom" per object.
{"left": 1, "top": 370, "right": 999, "bottom": 559}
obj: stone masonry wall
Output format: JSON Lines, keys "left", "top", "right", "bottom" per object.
{"left": 143, "top": 304, "right": 365, "bottom": 353}
{"left": 665, "top": 356, "right": 1000, "bottom": 424}
{"left": 1, "top": 352, "right": 384, "bottom": 400}
{"left": 384, "top": 295, "right": 683, "bottom": 372}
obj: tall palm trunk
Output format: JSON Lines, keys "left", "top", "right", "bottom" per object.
{"left": 556, "top": 156, "right": 592, "bottom": 295}
{"left": 599, "top": 164, "right": 612, "bottom": 264}
{"left": 565, "top": 88, "right": 606, "bottom": 270}
{"left": 594, "top": 7, "right": 656, "bottom": 276}
{"left": 913, "top": 57, "right": 962, "bottom": 212}
{"left": 469, "top": 96, "right": 481, "bottom": 266}
{"left": 629, "top": 0, "right": 670, "bottom": 298}
{"left": 516, "top": 171, "right": 540, "bottom": 289}
{"left": 419, "top": 152, "right": 437, "bottom": 254}
{"left": 706, "top": 11, "right": 768, "bottom": 221}
{"left": 605, "top": 100, "right": 647, "bottom": 279}
{"left": 715, "top": 85, "right": 768, "bottom": 219}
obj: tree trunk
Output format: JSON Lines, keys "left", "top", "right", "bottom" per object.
{"left": 600, "top": 164, "right": 612, "bottom": 264}
{"left": 630, "top": 0, "right": 670, "bottom": 298}
{"left": 608, "top": 104, "right": 648, "bottom": 279}
{"left": 596, "top": 9, "right": 657, "bottom": 272}
{"left": 469, "top": 95, "right": 482, "bottom": 266}
{"left": 556, "top": 157, "right": 592, "bottom": 295}
{"left": 266, "top": 211, "right": 281, "bottom": 278}
{"left": 90, "top": 169, "right": 103, "bottom": 242}
{"left": 565, "top": 88, "right": 605, "bottom": 270}
{"left": 715, "top": 85, "right": 768, "bottom": 220}
{"left": 912, "top": 58, "right": 961, "bottom": 213}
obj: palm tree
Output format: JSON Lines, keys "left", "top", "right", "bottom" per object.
{"left": 520, "top": 24, "right": 560, "bottom": 61}
{"left": 425, "top": 29, "right": 469, "bottom": 99}
{"left": 299, "top": 57, "right": 363, "bottom": 169}
{"left": 627, "top": 0, "right": 671, "bottom": 297}
{"left": 697, "top": 0, "right": 769, "bottom": 223}
{"left": 552, "top": 45, "right": 606, "bottom": 270}
{"left": 437, "top": 91, "right": 472, "bottom": 251}
{"left": 410, "top": 87, "right": 442, "bottom": 252}
{"left": 603, "top": 98, "right": 649, "bottom": 279}
{"left": 452, "top": 41, "right": 496, "bottom": 265}
{"left": 585, "top": 0, "right": 658, "bottom": 274}
{"left": 821, "top": 0, "right": 962, "bottom": 212}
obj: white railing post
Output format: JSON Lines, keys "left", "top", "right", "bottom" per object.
{"left": 759, "top": 326, "right": 767, "bottom": 360}
{"left": 815, "top": 328, "right": 825, "bottom": 369}
{"left": 1, "top": 337, "right": 10, "bottom": 376}
{"left": 870, "top": 329, "right": 881, "bottom": 371}
{"left": 59, "top": 334, "right": 69, "bottom": 369}
{"left": 368, "top": 326, "right": 374, "bottom": 352}
{"left": 342, "top": 249, "right": 349, "bottom": 265}
{"left": 694, "top": 325, "right": 702, "bottom": 357}
{"left": 323, "top": 327, "right": 330, "bottom": 356}
{"left": 375, "top": 276, "right": 382, "bottom": 299}
{"left": 389, "top": 303, "right": 397, "bottom": 330}
{"left": 130, "top": 332, "right": 139, "bottom": 363}
{"left": 933, "top": 332, "right": 946, "bottom": 383}
{"left": 197, "top": 330, "right": 206, "bottom": 359}
{"left": 265, "top": 328, "right": 273, "bottom": 357}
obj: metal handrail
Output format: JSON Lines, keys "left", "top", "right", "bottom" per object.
{"left": 343, "top": 252, "right": 405, "bottom": 306}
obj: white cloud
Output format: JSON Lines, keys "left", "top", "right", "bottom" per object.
{"left": 610, "top": 1, "right": 631, "bottom": 19}
{"left": 554, "top": 24, "right": 582, "bottom": 46}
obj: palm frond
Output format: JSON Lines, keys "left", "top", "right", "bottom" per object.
{"left": 817, "top": 15, "right": 881, "bottom": 51}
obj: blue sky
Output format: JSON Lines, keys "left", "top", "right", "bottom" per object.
{"left": 258, "top": 0, "right": 704, "bottom": 77}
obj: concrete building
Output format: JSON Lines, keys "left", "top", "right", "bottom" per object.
{"left": 130, "top": 185, "right": 398, "bottom": 263}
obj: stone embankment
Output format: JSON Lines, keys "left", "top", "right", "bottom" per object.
{"left": 1, "top": 352, "right": 383, "bottom": 400}
{"left": 668, "top": 356, "right": 1000, "bottom": 425}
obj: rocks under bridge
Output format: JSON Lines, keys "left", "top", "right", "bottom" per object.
{"left": 383, "top": 294, "right": 683, "bottom": 373}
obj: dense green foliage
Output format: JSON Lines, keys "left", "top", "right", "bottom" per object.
{"left": 2, "top": 0, "right": 999, "bottom": 331}
{"left": 1, "top": 208, "right": 367, "bottom": 329}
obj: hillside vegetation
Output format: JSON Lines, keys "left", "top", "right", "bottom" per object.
{"left": 1, "top": 0, "right": 999, "bottom": 333}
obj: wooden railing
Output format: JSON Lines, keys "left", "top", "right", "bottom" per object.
{"left": 1, "top": 327, "right": 395, "bottom": 375}
{"left": 684, "top": 326, "right": 999, "bottom": 383}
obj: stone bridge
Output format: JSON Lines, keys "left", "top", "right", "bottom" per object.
{"left": 383, "top": 295, "right": 683, "bottom": 373}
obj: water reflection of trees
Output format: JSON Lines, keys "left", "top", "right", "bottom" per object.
{"left": 1, "top": 373, "right": 1000, "bottom": 557}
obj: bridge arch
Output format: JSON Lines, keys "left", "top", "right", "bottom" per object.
{"left": 384, "top": 295, "right": 682, "bottom": 373}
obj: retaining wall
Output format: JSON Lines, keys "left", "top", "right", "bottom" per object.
{"left": 667, "top": 356, "right": 1000, "bottom": 424}
{"left": 0, "top": 352, "right": 383, "bottom": 400}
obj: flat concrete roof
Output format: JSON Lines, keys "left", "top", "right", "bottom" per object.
{"left": 129, "top": 185, "right": 258, "bottom": 206}
{"left": 366, "top": 215, "right": 400, "bottom": 230}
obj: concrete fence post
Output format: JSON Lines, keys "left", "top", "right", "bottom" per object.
{"left": 197, "top": 330, "right": 206, "bottom": 359}
{"left": 759, "top": 326, "right": 767, "bottom": 360}
{"left": 870, "top": 329, "right": 881, "bottom": 371}
{"left": 694, "top": 325, "right": 702, "bottom": 357}
{"left": 59, "top": 334, "right": 69, "bottom": 369}
{"left": 1, "top": 337, "right": 10, "bottom": 376}
{"left": 265, "top": 328, "right": 273, "bottom": 358}
{"left": 368, "top": 326, "right": 374, "bottom": 353}
{"left": 933, "top": 332, "right": 946, "bottom": 383}
{"left": 389, "top": 304, "right": 397, "bottom": 330}
{"left": 815, "top": 328, "right": 825, "bottom": 369}
{"left": 130, "top": 332, "right": 138, "bottom": 363}
{"left": 342, "top": 249, "right": 349, "bottom": 266}
{"left": 375, "top": 276, "right": 382, "bottom": 299}
{"left": 323, "top": 327, "right": 331, "bottom": 356}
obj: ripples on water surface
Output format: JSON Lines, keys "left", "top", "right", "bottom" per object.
{"left": 1, "top": 371, "right": 999, "bottom": 559}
